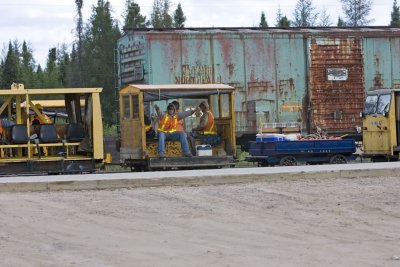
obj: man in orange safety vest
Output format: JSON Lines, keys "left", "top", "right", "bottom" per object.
{"left": 155, "top": 102, "right": 198, "bottom": 158}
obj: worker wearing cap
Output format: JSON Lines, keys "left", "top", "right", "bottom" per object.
{"left": 32, "top": 103, "right": 52, "bottom": 125}
{"left": 155, "top": 103, "right": 198, "bottom": 158}
{"left": 189, "top": 101, "right": 221, "bottom": 150}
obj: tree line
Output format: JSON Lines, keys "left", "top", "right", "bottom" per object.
{"left": 263, "top": 0, "right": 400, "bottom": 27}
{"left": 0, "top": 0, "right": 399, "bottom": 125}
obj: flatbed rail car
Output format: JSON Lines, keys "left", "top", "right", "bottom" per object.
{"left": 118, "top": 84, "right": 236, "bottom": 171}
{"left": 246, "top": 139, "right": 357, "bottom": 166}
{"left": 0, "top": 83, "right": 103, "bottom": 174}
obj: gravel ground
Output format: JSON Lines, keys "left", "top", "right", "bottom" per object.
{"left": 0, "top": 175, "right": 399, "bottom": 267}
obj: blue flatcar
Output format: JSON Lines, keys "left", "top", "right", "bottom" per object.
{"left": 247, "top": 139, "right": 357, "bottom": 166}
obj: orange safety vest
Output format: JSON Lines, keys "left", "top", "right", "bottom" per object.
{"left": 158, "top": 114, "right": 178, "bottom": 133}
{"left": 33, "top": 113, "right": 52, "bottom": 124}
{"left": 202, "top": 111, "right": 217, "bottom": 135}
{"left": 0, "top": 119, "right": 3, "bottom": 136}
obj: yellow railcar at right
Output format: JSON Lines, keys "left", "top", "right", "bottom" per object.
{"left": 361, "top": 89, "right": 400, "bottom": 161}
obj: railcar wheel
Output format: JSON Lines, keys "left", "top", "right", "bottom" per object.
{"left": 279, "top": 156, "right": 297, "bottom": 166}
{"left": 329, "top": 154, "right": 347, "bottom": 164}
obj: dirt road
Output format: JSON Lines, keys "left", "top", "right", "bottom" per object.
{"left": 0, "top": 175, "right": 399, "bottom": 266}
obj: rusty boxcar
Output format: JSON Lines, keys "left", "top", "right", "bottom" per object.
{"left": 115, "top": 27, "right": 400, "bottom": 145}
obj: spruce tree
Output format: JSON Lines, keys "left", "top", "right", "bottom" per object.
{"left": 43, "top": 47, "right": 59, "bottom": 88}
{"left": 337, "top": 16, "right": 346, "bottom": 26}
{"left": 20, "top": 41, "right": 35, "bottom": 87}
{"left": 173, "top": 3, "right": 186, "bottom": 28}
{"left": 2, "top": 42, "right": 19, "bottom": 88}
{"left": 150, "top": 0, "right": 173, "bottom": 28}
{"left": 57, "top": 44, "right": 70, "bottom": 87}
{"left": 276, "top": 8, "right": 291, "bottom": 27}
{"left": 391, "top": 0, "right": 400, "bottom": 26}
{"left": 259, "top": 11, "right": 268, "bottom": 28}
{"left": 278, "top": 16, "right": 291, "bottom": 27}
{"left": 123, "top": 0, "right": 147, "bottom": 29}
{"left": 34, "top": 65, "right": 44, "bottom": 88}
{"left": 66, "top": 44, "right": 81, "bottom": 87}
{"left": 0, "top": 60, "right": 3, "bottom": 88}
{"left": 84, "top": 0, "right": 121, "bottom": 124}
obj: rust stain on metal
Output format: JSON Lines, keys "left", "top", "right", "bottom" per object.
{"left": 264, "top": 111, "right": 270, "bottom": 122}
{"left": 228, "top": 64, "right": 235, "bottom": 77}
{"left": 216, "top": 34, "right": 234, "bottom": 67}
{"left": 248, "top": 81, "right": 274, "bottom": 100}
{"left": 278, "top": 79, "right": 296, "bottom": 100}
{"left": 309, "top": 37, "right": 364, "bottom": 133}
{"left": 374, "top": 73, "right": 384, "bottom": 88}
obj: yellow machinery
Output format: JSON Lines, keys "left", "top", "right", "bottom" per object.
{"left": 119, "top": 84, "right": 236, "bottom": 171}
{"left": 362, "top": 89, "right": 400, "bottom": 161}
{"left": 0, "top": 83, "right": 103, "bottom": 174}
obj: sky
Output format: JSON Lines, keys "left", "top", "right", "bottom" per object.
{"left": 0, "top": 0, "right": 395, "bottom": 67}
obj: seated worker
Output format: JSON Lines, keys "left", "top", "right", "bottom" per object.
{"left": 189, "top": 101, "right": 221, "bottom": 150}
{"left": 155, "top": 102, "right": 198, "bottom": 158}
{"left": 0, "top": 117, "right": 16, "bottom": 139}
{"left": 171, "top": 100, "right": 185, "bottom": 133}
{"left": 32, "top": 103, "right": 52, "bottom": 125}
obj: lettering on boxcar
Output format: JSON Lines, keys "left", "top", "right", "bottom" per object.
{"left": 175, "top": 65, "right": 221, "bottom": 84}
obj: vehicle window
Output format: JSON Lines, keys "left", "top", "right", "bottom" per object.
{"left": 133, "top": 95, "right": 139, "bottom": 119}
{"left": 123, "top": 95, "right": 130, "bottom": 119}
{"left": 376, "top": 94, "right": 391, "bottom": 114}
{"left": 364, "top": 95, "right": 378, "bottom": 115}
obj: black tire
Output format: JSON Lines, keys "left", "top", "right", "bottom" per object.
{"left": 279, "top": 156, "right": 298, "bottom": 166}
{"left": 329, "top": 154, "right": 348, "bottom": 164}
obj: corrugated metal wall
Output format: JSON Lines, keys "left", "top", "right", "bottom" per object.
{"left": 116, "top": 28, "right": 400, "bottom": 137}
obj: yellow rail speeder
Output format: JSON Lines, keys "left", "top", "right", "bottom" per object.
{"left": 362, "top": 89, "right": 400, "bottom": 161}
{"left": 0, "top": 83, "right": 103, "bottom": 174}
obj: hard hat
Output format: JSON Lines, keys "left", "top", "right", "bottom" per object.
{"left": 35, "top": 103, "right": 43, "bottom": 110}
{"left": 171, "top": 100, "right": 180, "bottom": 109}
{"left": 199, "top": 101, "right": 209, "bottom": 110}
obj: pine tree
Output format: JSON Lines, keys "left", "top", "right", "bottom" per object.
{"left": 292, "top": 0, "right": 318, "bottom": 27}
{"left": 150, "top": 0, "right": 173, "bottom": 28}
{"left": 259, "top": 11, "right": 268, "bottom": 28}
{"left": 391, "top": 0, "right": 400, "bottom": 26}
{"left": 276, "top": 8, "right": 290, "bottom": 27}
{"left": 84, "top": 0, "right": 121, "bottom": 124}
{"left": 20, "top": 41, "right": 35, "bottom": 87}
{"left": 66, "top": 44, "right": 81, "bottom": 87}
{"left": 0, "top": 60, "right": 4, "bottom": 88}
{"left": 340, "top": 0, "right": 373, "bottom": 26}
{"left": 34, "top": 64, "right": 44, "bottom": 88}
{"left": 2, "top": 42, "right": 20, "bottom": 88}
{"left": 173, "top": 3, "right": 186, "bottom": 28}
{"left": 43, "top": 47, "right": 59, "bottom": 88}
{"left": 337, "top": 16, "right": 346, "bottom": 26}
{"left": 278, "top": 16, "right": 291, "bottom": 27}
{"left": 57, "top": 44, "right": 70, "bottom": 87}
{"left": 123, "top": 0, "right": 147, "bottom": 29}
